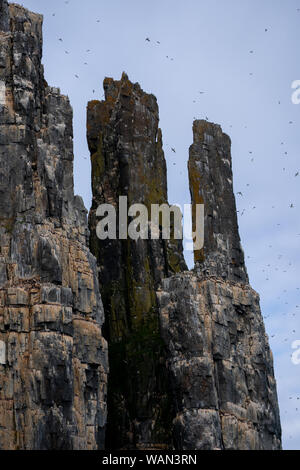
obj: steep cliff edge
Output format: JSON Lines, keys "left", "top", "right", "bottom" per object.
{"left": 0, "top": 0, "right": 281, "bottom": 451}
{"left": 157, "top": 121, "right": 281, "bottom": 449}
{"left": 88, "top": 77, "right": 281, "bottom": 449}
{"left": 0, "top": 1, "right": 108, "bottom": 449}
{"left": 88, "top": 73, "right": 186, "bottom": 449}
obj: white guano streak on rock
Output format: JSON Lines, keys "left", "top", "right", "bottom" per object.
{"left": 0, "top": 340, "right": 5, "bottom": 365}
{"left": 0, "top": 81, "right": 6, "bottom": 107}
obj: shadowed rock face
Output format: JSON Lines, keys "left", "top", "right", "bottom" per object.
{"left": 189, "top": 120, "right": 248, "bottom": 282}
{"left": 88, "top": 73, "right": 186, "bottom": 449}
{"left": 0, "top": 0, "right": 281, "bottom": 451}
{"left": 88, "top": 75, "right": 281, "bottom": 450}
{"left": 0, "top": 1, "right": 108, "bottom": 450}
{"left": 157, "top": 120, "right": 282, "bottom": 449}
{"left": 0, "top": 0, "right": 9, "bottom": 32}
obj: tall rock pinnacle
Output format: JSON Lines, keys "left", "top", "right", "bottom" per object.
{"left": 88, "top": 73, "right": 186, "bottom": 449}
{"left": 0, "top": 1, "right": 282, "bottom": 451}
{"left": 189, "top": 120, "right": 248, "bottom": 281}
{"left": 0, "top": 3, "right": 108, "bottom": 449}
{"left": 157, "top": 120, "right": 282, "bottom": 449}
{"left": 88, "top": 75, "right": 281, "bottom": 450}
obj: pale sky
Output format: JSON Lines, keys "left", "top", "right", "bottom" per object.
{"left": 19, "top": 0, "right": 300, "bottom": 450}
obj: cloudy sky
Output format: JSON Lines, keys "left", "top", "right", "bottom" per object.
{"left": 20, "top": 0, "right": 300, "bottom": 449}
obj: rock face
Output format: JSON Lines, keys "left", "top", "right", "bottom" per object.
{"left": 0, "top": 1, "right": 108, "bottom": 450}
{"left": 88, "top": 78, "right": 281, "bottom": 449}
{"left": 157, "top": 121, "right": 281, "bottom": 449}
{"left": 87, "top": 78, "right": 281, "bottom": 450}
{"left": 0, "top": 0, "right": 281, "bottom": 450}
{"left": 88, "top": 73, "right": 186, "bottom": 449}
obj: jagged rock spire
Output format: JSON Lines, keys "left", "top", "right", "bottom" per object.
{"left": 156, "top": 120, "right": 281, "bottom": 450}
{"left": 88, "top": 73, "right": 186, "bottom": 450}
{"left": 189, "top": 119, "right": 248, "bottom": 282}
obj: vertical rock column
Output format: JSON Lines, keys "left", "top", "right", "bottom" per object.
{"left": 157, "top": 120, "right": 282, "bottom": 449}
{"left": 188, "top": 120, "right": 247, "bottom": 281}
{"left": 88, "top": 73, "right": 186, "bottom": 449}
{"left": 0, "top": 2, "right": 108, "bottom": 449}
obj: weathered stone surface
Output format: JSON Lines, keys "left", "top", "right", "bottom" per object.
{"left": 0, "top": 1, "right": 108, "bottom": 450}
{"left": 189, "top": 120, "right": 247, "bottom": 282}
{"left": 88, "top": 73, "right": 186, "bottom": 450}
{"left": 158, "top": 274, "right": 281, "bottom": 449}
{"left": 157, "top": 120, "right": 282, "bottom": 449}
{"left": 0, "top": 0, "right": 281, "bottom": 450}
{"left": 88, "top": 73, "right": 281, "bottom": 450}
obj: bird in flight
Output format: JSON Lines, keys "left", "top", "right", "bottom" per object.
{"left": 171, "top": 148, "right": 176, "bottom": 153}
{"left": 295, "top": 172, "right": 299, "bottom": 177}
{"left": 145, "top": 38, "right": 150, "bottom": 42}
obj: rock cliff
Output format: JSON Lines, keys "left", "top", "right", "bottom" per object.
{"left": 157, "top": 121, "right": 281, "bottom": 450}
{"left": 88, "top": 73, "right": 186, "bottom": 449}
{"left": 0, "top": 1, "right": 108, "bottom": 450}
{"left": 0, "top": 0, "right": 281, "bottom": 451}
{"left": 88, "top": 81, "right": 281, "bottom": 450}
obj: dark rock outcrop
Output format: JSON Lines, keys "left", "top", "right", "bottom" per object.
{"left": 157, "top": 121, "right": 281, "bottom": 449}
{"left": 88, "top": 73, "right": 186, "bottom": 450}
{"left": 88, "top": 79, "right": 281, "bottom": 450}
{"left": 0, "top": 0, "right": 281, "bottom": 451}
{"left": 0, "top": 1, "right": 108, "bottom": 450}
{"left": 188, "top": 120, "right": 248, "bottom": 281}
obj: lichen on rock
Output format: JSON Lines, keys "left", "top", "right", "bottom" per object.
{"left": 88, "top": 73, "right": 187, "bottom": 450}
